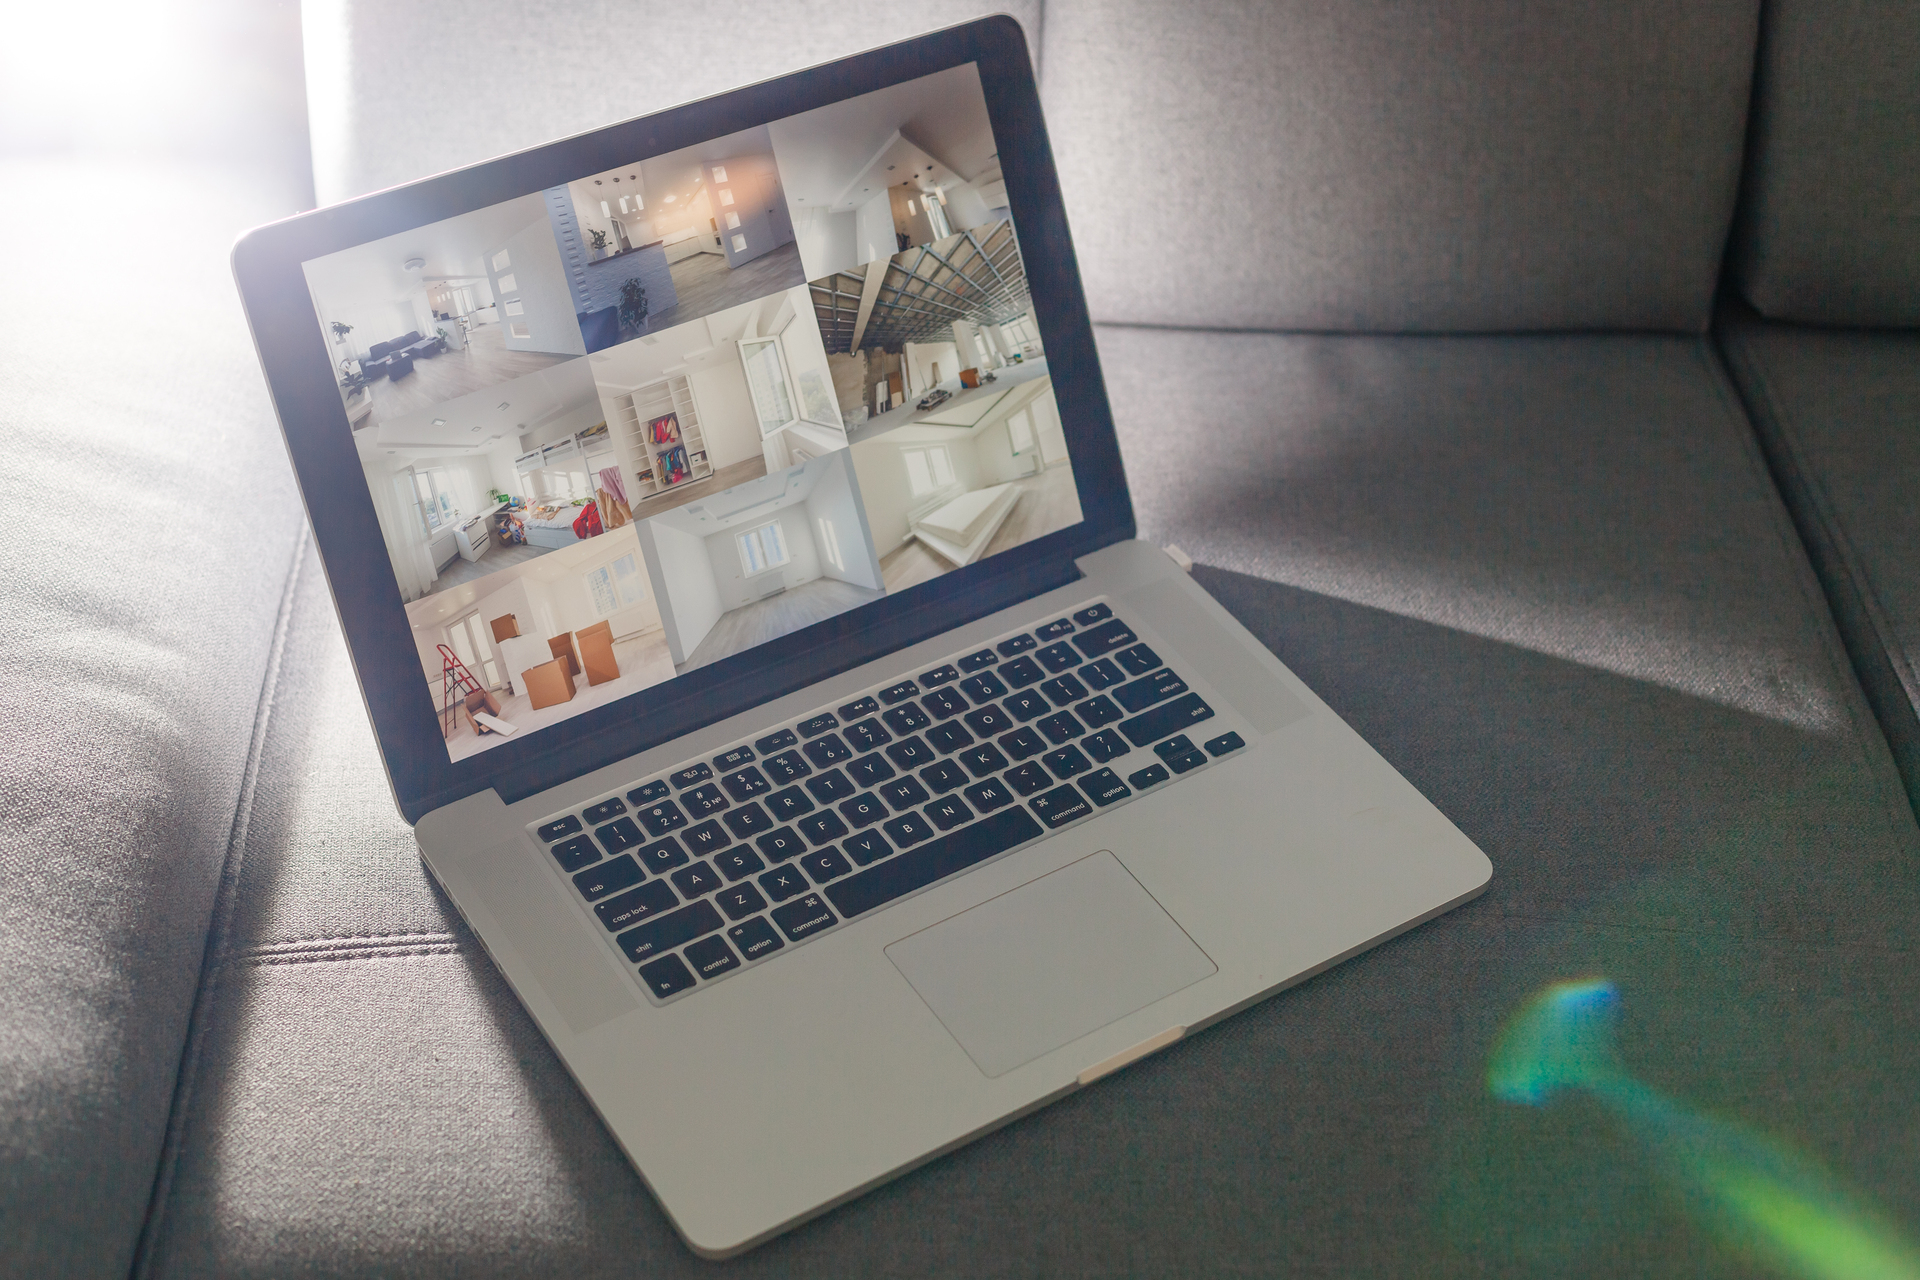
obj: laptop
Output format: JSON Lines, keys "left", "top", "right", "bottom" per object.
{"left": 233, "top": 16, "right": 1490, "bottom": 1257}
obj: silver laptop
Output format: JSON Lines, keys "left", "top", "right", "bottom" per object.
{"left": 234, "top": 17, "right": 1489, "bottom": 1257}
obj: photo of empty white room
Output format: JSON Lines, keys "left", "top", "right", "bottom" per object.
{"left": 634, "top": 449, "right": 885, "bottom": 674}
{"left": 769, "top": 62, "right": 1008, "bottom": 281}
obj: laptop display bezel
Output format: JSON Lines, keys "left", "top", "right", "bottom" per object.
{"left": 232, "top": 16, "right": 1134, "bottom": 825}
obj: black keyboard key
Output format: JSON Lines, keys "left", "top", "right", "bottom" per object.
{"left": 844, "top": 830, "right": 894, "bottom": 865}
{"left": 805, "top": 769, "right": 855, "bottom": 803}
{"left": 713, "top": 745, "right": 755, "bottom": 771}
{"left": 635, "top": 799, "right": 689, "bottom": 837}
{"left": 958, "top": 648, "right": 999, "bottom": 671}
{"left": 684, "top": 935, "right": 740, "bottom": 980}
{"left": 720, "top": 767, "right": 772, "bottom": 801}
{"left": 878, "top": 679, "right": 920, "bottom": 705}
{"left": 758, "top": 864, "right": 809, "bottom": 902}
{"left": 963, "top": 704, "right": 1014, "bottom": 737}
{"left": 997, "top": 634, "right": 1038, "bottom": 656}
{"left": 1072, "top": 617, "right": 1138, "bottom": 657}
{"left": 1036, "top": 641, "right": 1082, "bottom": 673}
{"left": 922, "top": 759, "right": 969, "bottom": 793}
{"left": 798, "top": 811, "right": 851, "bottom": 845}
{"left": 1043, "top": 744, "right": 1093, "bottom": 779}
{"left": 1080, "top": 769, "right": 1131, "bottom": 806}
{"left": 595, "top": 817, "right": 645, "bottom": 854}
{"left": 1206, "top": 731, "right": 1247, "bottom": 756}
{"left": 1005, "top": 762, "right": 1053, "bottom": 796}
{"left": 919, "top": 688, "right": 968, "bottom": 720}
{"left": 681, "top": 782, "right": 730, "bottom": 817}
{"left": 1115, "top": 643, "right": 1162, "bottom": 677}
{"left": 682, "top": 819, "right": 731, "bottom": 858}
{"left": 573, "top": 854, "right": 643, "bottom": 902}
{"left": 1168, "top": 749, "right": 1208, "bottom": 773}
{"left": 637, "top": 953, "right": 697, "bottom": 998}
{"left": 715, "top": 881, "right": 767, "bottom": 920}
{"left": 729, "top": 917, "right": 784, "bottom": 960}
{"left": 798, "top": 713, "right": 838, "bottom": 737}
{"left": 920, "top": 663, "right": 960, "bottom": 687}
{"left": 843, "top": 718, "right": 892, "bottom": 751}
{"left": 1003, "top": 689, "right": 1049, "bottom": 721}
{"left": 881, "top": 703, "right": 931, "bottom": 735}
{"left": 626, "top": 780, "right": 670, "bottom": 808}
{"left": 721, "top": 801, "right": 774, "bottom": 838}
{"left": 1083, "top": 728, "right": 1129, "bottom": 762}
{"left": 1039, "top": 674, "right": 1089, "bottom": 706}
{"left": 802, "top": 733, "right": 852, "bottom": 767}
{"left": 638, "top": 837, "right": 689, "bottom": 874}
{"left": 1031, "top": 785, "right": 1093, "bottom": 828}
{"left": 755, "top": 827, "right": 806, "bottom": 863}
{"left": 765, "top": 785, "right": 815, "bottom": 823}
{"left": 926, "top": 721, "right": 975, "bottom": 754}
{"left": 754, "top": 728, "right": 798, "bottom": 755}
{"left": 879, "top": 777, "right": 930, "bottom": 810}
{"left": 1072, "top": 602, "right": 1113, "bottom": 626}
{"left": 1129, "top": 763, "right": 1171, "bottom": 789}
{"left": 800, "top": 848, "right": 853, "bottom": 884}
{"left": 959, "top": 671, "right": 1009, "bottom": 702}
{"left": 1080, "top": 657, "right": 1125, "bottom": 690}
{"left": 549, "top": 834, "right": 601, "bottom": 873}
{"left": 827, "top": 807, "right": 1044, "bottom": 919}
{"left": 1036, "top": 710, "right": 1086, "bottom": 744}
{"left": 583, "top": 798, "right": 626, "bottom": 825}
{"left": 618, "top": 899, "right": 724, "bottom": 963}
{"left": 999, "top": 727, "right": 1047, "bottom": 761}
{"left": 714, "top": 846, "right": 765, "bottom": 881}
{"left": 883, "top": 812, "right": 936, "bottom": 848}
{"left": 1114, "top": 669, "right": 1189, "bottom": 714}
{"left": 771, "top": 893, "right": 838, "bottom": 941}
{"left": 963, "top": 778, "right": 1016, "bottom": 812}
{"left": 959, "top": 744, "right": 1010, "bottom": 777}
{"left": 885, "top": 736, "right": 935, "bottom": 769}
{"left": 596, "top": 880, "right": 678, "bottom": 932}
{"left": 670, "top": 763, "right": 712, "bottom": 789}
{"left": 537, "top": 815, "right": 582, "bottom": 842}
{"left": 1036, "top": 617, "right": 1076, "bottom": 641}
{"left": 763, "top": 750, "right": 812, "bottom": 784}
{"left": 924, "top": 793, "right": 974, "bottom": 830}
{"left": 1154, "top": 735, "right": 1197, "bottom": 761}
{"left": 1120, "top": 692, "right": 1216, "bottom": 748}
{"left": 847, "top": 753, "right": 897, "bottom": 787}
{"left": 1002, "top": 656, "right": 1045, "bottom": 689}
{"left": 1077, "top": 695, "right": 1124, "bottom": 728}
{"left": 670, "top": 860, "right": 722, "bottom": 899}
{"left": 839, "top": 793, "right": 888, "bottom": 827}
{"left": 838, "top": 696, "right": 880, "bottom": 720}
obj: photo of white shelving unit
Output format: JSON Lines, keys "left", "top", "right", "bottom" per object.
{"left": 611, "top": 372, "right": 712, "bottom": 504}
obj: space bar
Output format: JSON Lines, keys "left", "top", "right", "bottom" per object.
{"left": 825, "top": 807, "right": 1045, "bottom": 919}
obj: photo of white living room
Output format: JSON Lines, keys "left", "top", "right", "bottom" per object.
{"left": 305, "top": 192, "right": 588, "bottom": 436}
{"left": 543, "top": 125, "right": 810, "bottom": 353}
{"left": 634, "top": 449, "right": 885, "bottom": 674}
{"left": 768, "top": 62, "right": 1008, "bottom": 281}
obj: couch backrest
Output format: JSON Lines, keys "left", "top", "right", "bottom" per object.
{"left": 306, "top": 0, "right": 1041, "bottom": 206}
{"left": 1730, "top": 0, "right": 1920, "bottom": 328}
{"left": 1039, "top": 0, "right": 1762, "bottom": 333}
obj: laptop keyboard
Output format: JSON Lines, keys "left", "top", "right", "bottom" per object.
{"left": 529, "top": 601, "right": 1249, "bottom": 1004}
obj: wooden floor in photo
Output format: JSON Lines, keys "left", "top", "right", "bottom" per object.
{"left": 364, "top": 323, "right": 574, "bottom": 421}
{"left": 880, "top": 462, "right": 1084, "bottom": 593}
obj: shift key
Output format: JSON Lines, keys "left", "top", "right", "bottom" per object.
{"left": 617, "top": 899, "right": 723, "bottom": 963}
{"left": 1118, "top": 692, "right": 1216, "bottom": 748}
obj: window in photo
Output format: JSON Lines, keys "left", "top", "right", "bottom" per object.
{"left": 491, "top": 249, "right": 511, "bottom": 271}
{"left": 732, "top": 234, "right": 748, "bottom": 252}
{"left": 1008, "top": 409, "right": 1035, "bottom": 455}
{"left": 725, "top": 211, "right": 741, "bottom": 230}
{"left": 903, "top": 445, "right": 953, "bottom": 496}
{"left": 817, "top": 517, "right": 844, "bottom": 572}
{"left": 711, "top": 166, "right": 727, "bottom": 182}
{"left": 511, "top": 322, "right": 530, "bottom": 339}
{"left": 740, "top": 337, "right": 795, "bottom": 438}
{"left": 497, "top": 272, "right": 518, "bottom": 294}
{"left": 587, "top": 553, "right": 646, "bottom": 615}
{"left": 504, "top": 300, "right": 524, "bottom": 316}
{"left": 737, "top": 520, "right": 790, "bottom": 576}
{"left": 719, "top": 188, "right": 735, "bottom": 207}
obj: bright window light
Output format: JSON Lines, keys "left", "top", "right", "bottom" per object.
{"left": 510, "top": 322, "right": 530, "bottom": 339}
{"left": 732, "top": 234, "right": 747, "bottom": 252}
{"left": 818, "top": 518, "right": 843, "bottom": 571}
{"left": 496, "top": 272, "right": 518, "bottom": 294}
{"left": 902, "top": 446, "right": 953, "bottom": 496}
{"left": 600, "top": 200, "right": 610, "bottom": 218}
{"left": 718, "top": 188, "right": 735, "bottom": 206}
{"left": 712, "top": 166, "right": 727, "bottom": 182}
{"left": 737, "top": 520, "right": 790, "bottom": 576}
{"left": 907, "top": 199, "right": 917, "bottom": 215}
{"left": 492, "top": 250, "right": 511, "bottom": 271}
{"left": 1008, "top": 409, "right": 1034, "bottom": 454}
{"left": 503, "top": 300, "right": 524, "bottom": 316}
{"left": 725, "top": 212, "right": 740, "bottom": 229}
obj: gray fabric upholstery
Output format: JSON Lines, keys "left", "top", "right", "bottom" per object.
{"left": 1718, "top": 308, "right": 1920, "bottom": 808}
{"left": 0, "top": 159, "right": 310, "bottom": 1278}
{"left": 139, "top": 328, "right": 1920, "bottom": 1276}
{"left": 307, "top": 0, "right": 1042, "bottom": 205}
{"left": 1039, "top": 0, "right": 1760, "bottom": 333}
{"left": 1730, "top": 0, "right": 1920, "bottom": 327}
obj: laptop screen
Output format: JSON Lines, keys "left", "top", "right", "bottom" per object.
{"left": 299, "top": 63, "right": 1083, "bottom": 764}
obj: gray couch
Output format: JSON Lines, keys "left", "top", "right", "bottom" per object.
{"left": 5, "top": 2, "right": 1916, "bottom": 1276}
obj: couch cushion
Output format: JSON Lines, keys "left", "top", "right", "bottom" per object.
{"left": 1039, "top": 0, "right": 1760, "bottom": 333}
{"left": 138, "top": 328, "right": 1920, "bottom": 1275}
{"left": 1718, "top": 307, "right": 1920, "bottom": 808}
{"left": 1730, "top": 0, "right": 1920, "bottom": 327}
{"left": 306, "top": 0, "right": 1042, "bottom": 205}
{"left": 0, "top": 159, "right": 310, "bottom": 1279}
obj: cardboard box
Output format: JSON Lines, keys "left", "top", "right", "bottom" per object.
{"left": 522, "top": 658, "right": 575, "bottom": 710}
{"left": 489, "top": 614, "right": 520, "bottom": 643}
{"left": 577, "top": 621, "right": 619, "bottom": 685}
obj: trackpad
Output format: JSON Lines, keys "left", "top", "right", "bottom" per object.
{"left": 885, "top": 851, "right": 1216, "bottom": 1078}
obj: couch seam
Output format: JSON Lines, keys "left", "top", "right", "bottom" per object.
{"left": 128, "top": 528, "right": 309, "bottom": 1280}
{"left": 234, "top": 944, "right": 467, "bottom": 967}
